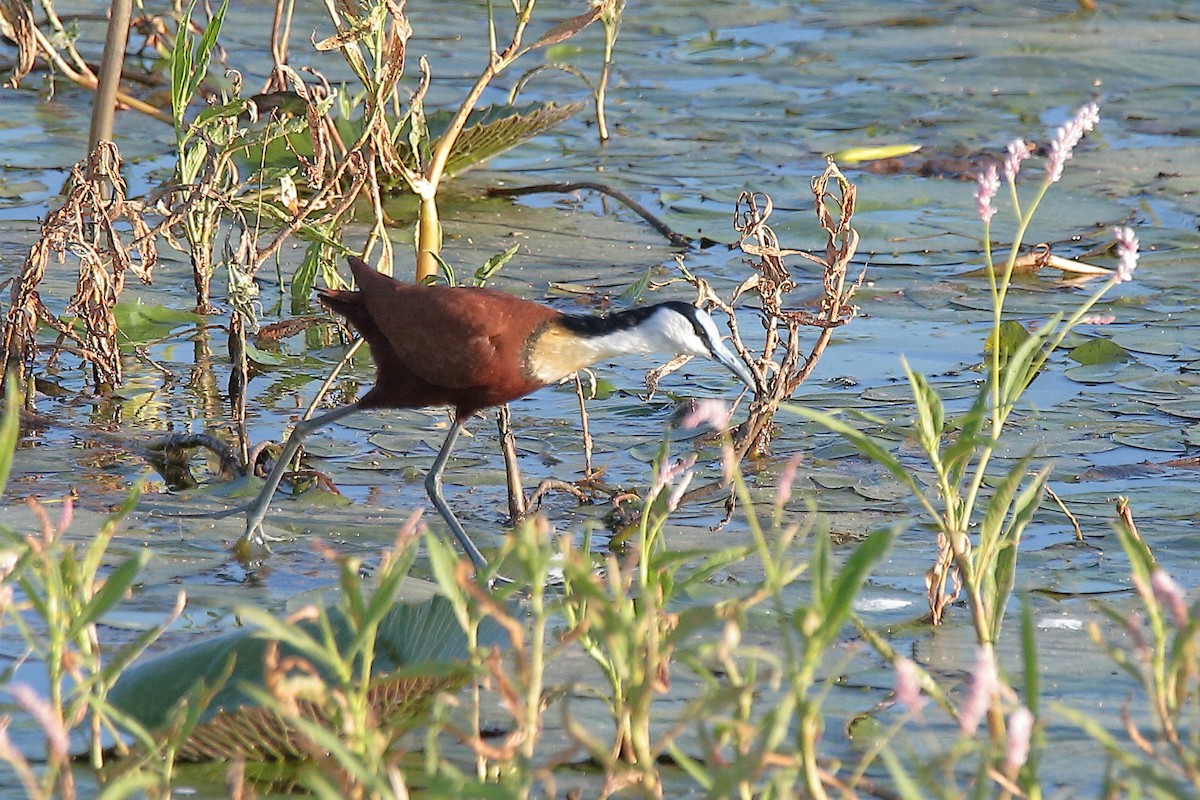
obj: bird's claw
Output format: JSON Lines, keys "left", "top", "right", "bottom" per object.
{"left": 233, "top": 522, "right": 285, "bottom": 560}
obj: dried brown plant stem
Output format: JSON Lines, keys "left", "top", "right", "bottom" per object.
{"left": 497, "top": 404, "right": 527, "bottom": 521}
{"left": 672, "top": 163, "right": 861, "bottom": 515}
{"left": 269, "top": 0, "right": 295, "bottom": 69}
{"left": 729, "top": 167, "right": 861, "bottom": 460}
{"left": 488, "top": 181, "right": 692, "bottom": 248}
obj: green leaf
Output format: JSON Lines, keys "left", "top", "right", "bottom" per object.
{"left": 243, "top": 343, "right": 289, "bottom": 368}
{"left": 903, "top": 361, "right": 944, "bottom": 456}
{"left": 811, "top": 526, "right": 895, "bottom": 646}
{"left": 67, "top": 552, "right": 150, "bottom": 639}
{"left": 169, "top": 0, "right": 230, "bottom": 135}
{"left": 1068, "top": 337, "right": 1131, "bottom": 365}
{"left": 943, "top": 378, "right": 991, "bottom": 487}
{"left": 977, "top": 455, "right": 1033, "bottom": 566}
{"left": 985, "top": 319, "right": 1031, "bottom": 360}
{"left": 291, "top": 246, "right": 322, "bottom": 314}
{"left": 437, "top": 102, "right": 585, "bottom": 180}
{"left": 1020, "top": 596, "right": 1040, "bottom": 715}
{"left": 0, "top": 382, "right": 22, "bottom": 495}
{"left": 472, "top": 243, "right": 521, "bottom": 287}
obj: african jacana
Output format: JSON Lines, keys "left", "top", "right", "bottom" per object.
{"left": 240, "top": 256, "right": 755, "bottom": 568}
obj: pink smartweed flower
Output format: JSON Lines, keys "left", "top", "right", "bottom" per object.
{"left": 1003, "top": 138, "right": 1031, "bottom": 183}
{"left": 959, "top": 644, "right": 999, "bottom": 736}
{"left": 9, "top": 684, "right": 69, "bottom": 761}
{"left": 721, "top": 442, "right": 738, "bottom": 486}
{"left": 1113, "top": 225, "right": 1139, "bottom": 283}
{"left": 1006, "top": 706, "right": 1034, "bottom": 771}
{"left": 1151, "top": 569, "right": 1189, "bottom": 626}
{"left": 653, "top": 453, "right": 697, "bottom": 512}
{"left": 1080, "top": 314, "right": 1116, "bottom": 325}
{"left": 974, "top": 162, "right": 1000, "bottom": 224}
{"left": 775, "top": 452, "right": 804, "bottom": 509}
{"left": 894, "top": 656, "right": 926, "bottom": 718}
{"left": 681, "top": 398, "right": 733, "bottom": 432}
{"left": 1045, "top": 102, "right": 1100, "bottom": 183}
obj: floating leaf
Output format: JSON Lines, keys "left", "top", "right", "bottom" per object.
{"left": 113, "top": 302, "right": 201, "bottom": 345}
{"left": 828, "top": 144, "right": 921, "bottom": 164}
{"left": 244, "top": 343, "right": 289, "bottom": 368}
{"left": 1068, "top": 338, "right": 1131, "bottom": 365}
{"left": 174, "top": 672, "right": 458, "bottom": 762}
{"left": 984, "top": 320, "right": 1031, "bottom": 359}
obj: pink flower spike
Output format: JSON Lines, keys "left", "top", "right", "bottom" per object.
{"left": 1045, "top": 101, "right": 1101, "bottom": 183}
{"left": 681, "top": 398, "right": 733, "bottom": 432}
{"left": 1080, "top": 314, "right": 1116, "bottom": 325}
{"left": 775, "top": 452, "right": 804, "bottom": 509}
{"left": 653, "top": 453, "right": 697, "bottom": 510}
{"left": 1112, "top": 225, "right": 1139, "bottom": 283}
{"left": 56, "top": 496, "right": 73, "bottom": 535}
{"left": 974, "top": 163, "right": 1000, "bottom": 224}
{"left": 1003, "top": 138, "right": 1030, "bottom": 183}
{"left": 666, "top": 470, "right": 695, "bottom": 512}
{"left": 1006, "top": 706, "right": 1034, "bottom": 771}
{"left": 894, "top": 656, "right": 926, "bottom": 718}
{"left": 9, "top": 684, "right": 69, "bottom": 761}
{"left": 1151, "top": 568, "right": 1188, "bottom": 626}
{"left": 959, "top": 644, "right": 999, "bottom": 736}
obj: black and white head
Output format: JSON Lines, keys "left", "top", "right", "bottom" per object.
{"left": 645, "top": 302, "right": 755, "bottom": 387}
{"left": 558, "top": 301, "right": 755, "bottom": 388}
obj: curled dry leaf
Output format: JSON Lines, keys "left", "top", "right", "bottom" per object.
{"left": 1012, "top": 244, "right": 1113, "bottom": 277}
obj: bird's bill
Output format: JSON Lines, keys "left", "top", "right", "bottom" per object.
{"left": 711, "top": 342, "right": 756, "bottom": 389}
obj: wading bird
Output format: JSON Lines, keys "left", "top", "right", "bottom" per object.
{"left": 240, "top": 256, "right": 755, "bottom": 569}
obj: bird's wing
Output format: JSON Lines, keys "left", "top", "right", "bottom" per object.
{"left": 364, "top": 284, "right": 557, "bottom": 391}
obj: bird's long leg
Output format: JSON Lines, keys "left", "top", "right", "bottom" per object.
{"left": 240, "top": 403, "right": 362, "bottom": 551}
{"left": 425, "top": 418, "right": 489, "bottom": 571}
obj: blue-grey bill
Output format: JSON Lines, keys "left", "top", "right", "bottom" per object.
{"left": 712, "top": 343, "right": 756, "bottom": 389}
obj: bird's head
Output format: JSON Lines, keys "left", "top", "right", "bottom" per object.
{"left": 536, "top": 301, "right": 757, "bottom": 389}
{"left": 642, "top": 302, "right": 756, "bottom": 389}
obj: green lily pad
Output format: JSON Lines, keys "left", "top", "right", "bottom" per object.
{"left": 1068, "top": 338, "right": 1131, "bottom": 365}
{"left": 114, "top": 302, "right": 201, "bottom": 345}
